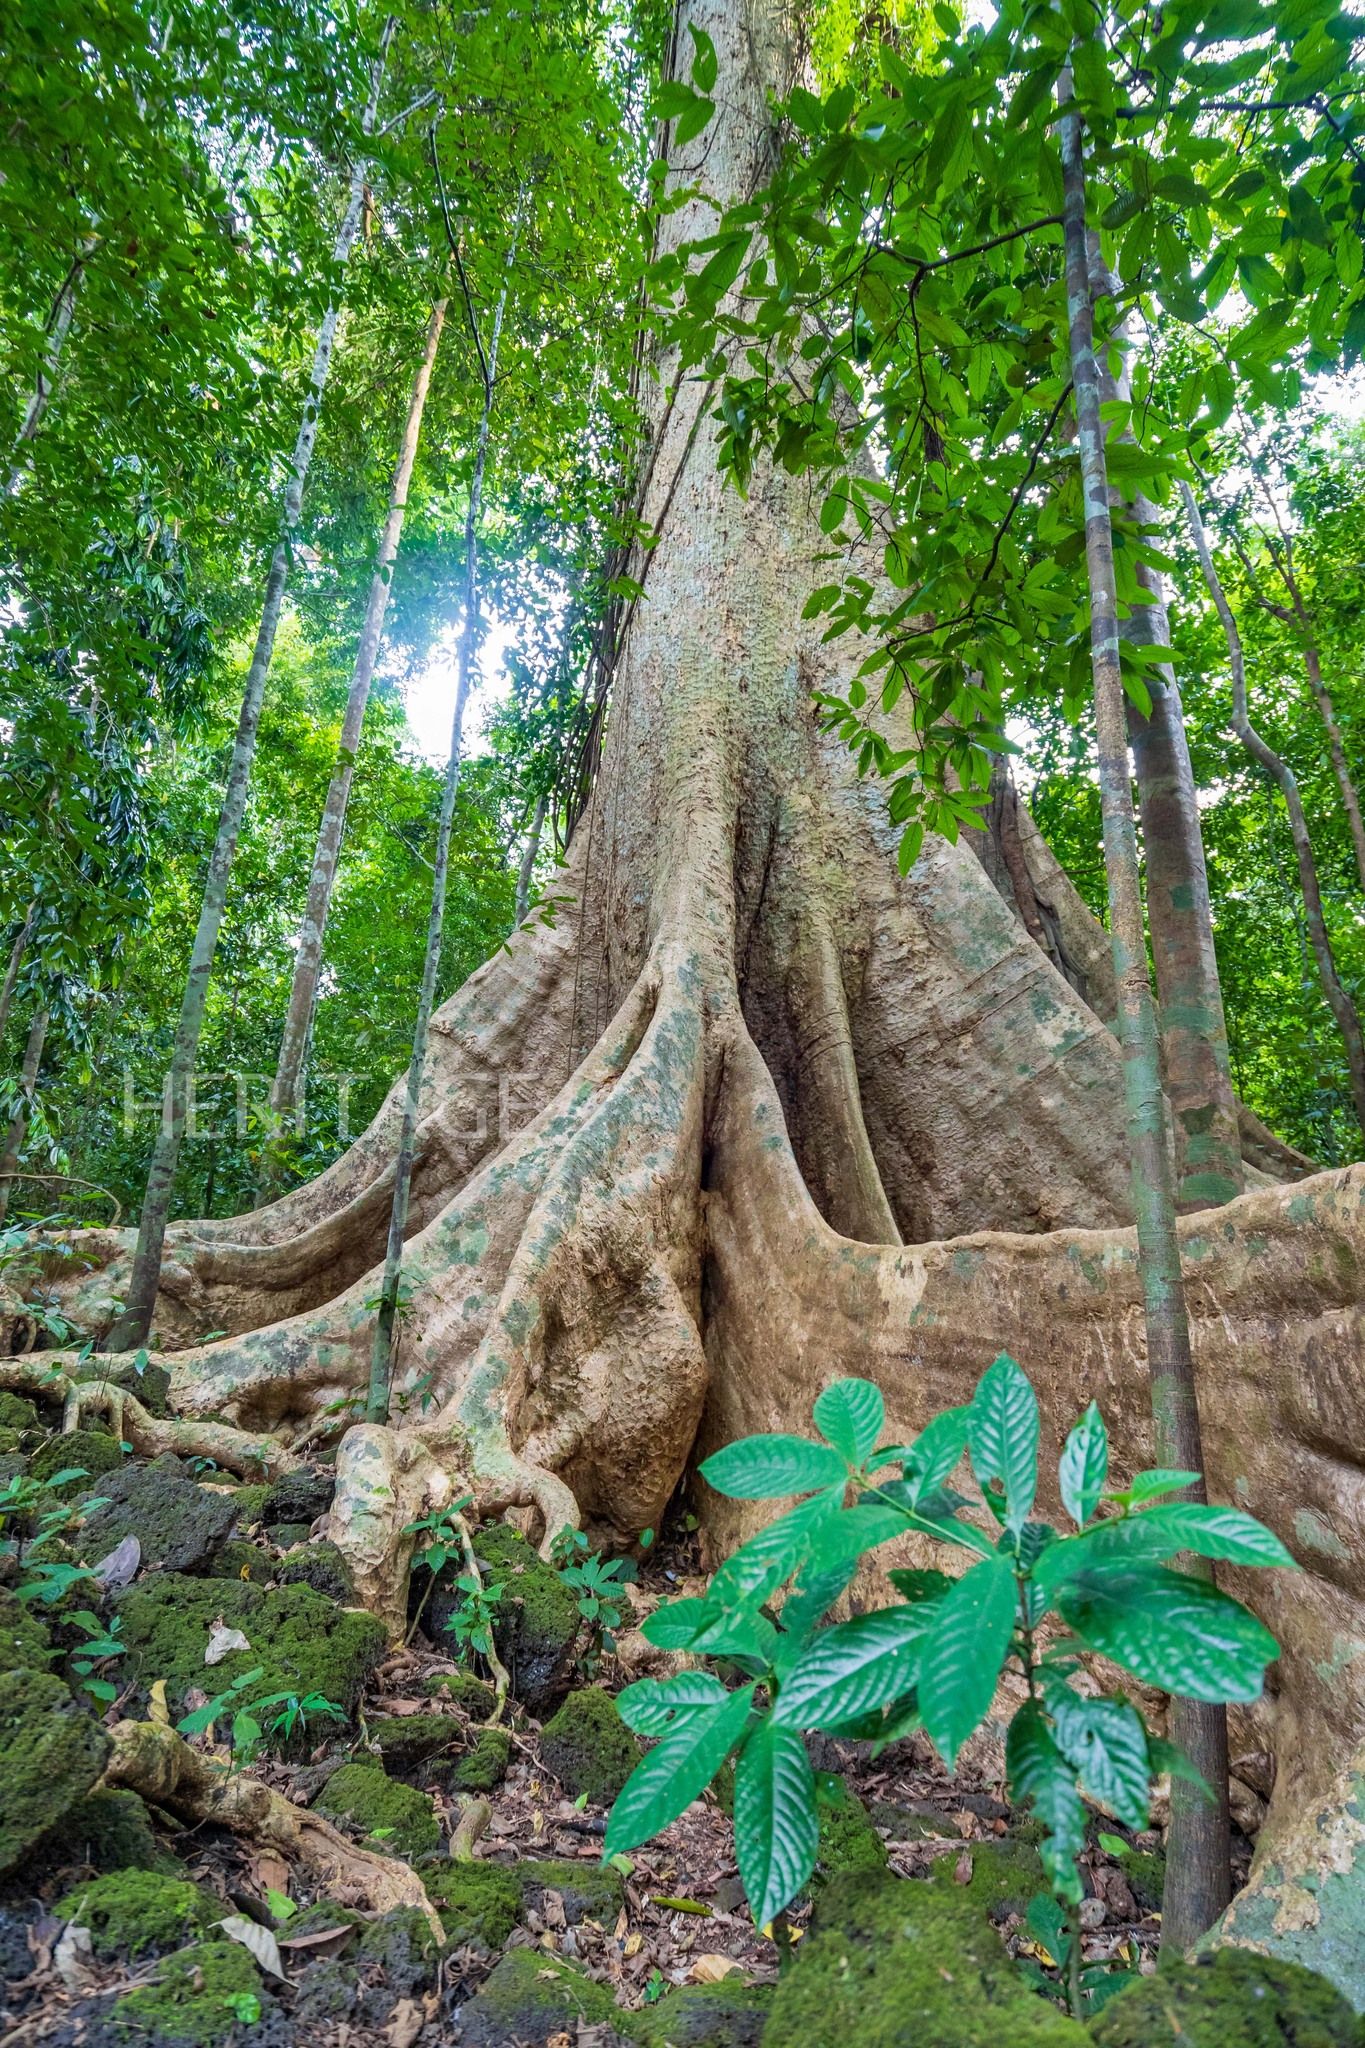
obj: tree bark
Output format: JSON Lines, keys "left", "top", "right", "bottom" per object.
{"left": 1300, "top": 637, "right": 1365, "bottom": 898}
{"left": 0, "top": 904, "right": 35, "bottom": 1047}
{"left": 260, "top": 294, "right": 449, "bottom": 1195}
{"left": 514, "top": 791, "right": 547, "bottom": 925}
{"left": 1059, "top": 75, "right": 1230, "bottom": 1947}
{"left": 0, "top": 1003, "right": 50, "bottom": 1223}
{"left": 1182, "top": 481, "right": 1365, "bottom": 1136}
{"left": 4, "top": 257, "right": 82, "bottom": 498}
{"left": 105, "top": 27, "right": 395, "bottom": 1352}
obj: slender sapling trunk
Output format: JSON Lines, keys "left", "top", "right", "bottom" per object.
{"left": 514, "top": 791, "right": 547, "bottom": 925}
{"left": 0, "top": 904, "right": 35, "bottom": 1047}
{"left": 4, "top": 257, "right": 83, "bottom": 497}
{"left": 0, "top": 1003, "right": 50, "bottom": 1223}
{"left": 1059, "top": 73, "right": 1231, "bottom": 1948}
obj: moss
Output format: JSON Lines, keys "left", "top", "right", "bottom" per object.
{"left": 415, "top": 1857, "right": 523, "bottom": 1946}
{"left": 514, "top": 1858, "right": 626, "bottom": 1928}
{"left": 762, "top": 1869, "right": 1089, "bottom": 2048}
{"left": 0, "top": 1586, "right": 52, "bottom": 1672}
{"left": 458, "top": 1947, "right": 635, "bottom": 2046}
{"left": 364, "top": 1714, "right": 459, "bottom": 1776}
{"left": 206, "top": 1538, "right": 272, "bottom": 1581}
{"left": 261, "top": 1467, "right": 334, "bottom": 1526}
{"left": 636, "top": 1979, "right": 775, "bottom": 2047}
{"left": 440, "top": 1724, "right": 512, "bottom": 1794}
{"left": 57, "top": 1870, "right": 216, "bottom": 1957}
{"left": 314, "top": 1762, "right": 440, "bottom": 1859}
{"left": 31, "top": 1428, "right": 123, "bottom": 1491}
{"left": 540, "top": 1685, "right": 641, "bottom": 1804}
{"left": 813, "top": 1786, "right": 890, "bottom": 1889}
{"left": 425, "top": 1668, "right": 496, "bottom": 1716}
{"left": 925, "top": 1839, "right": 1049, "bottom": 1918}
{"left": 278, "top": 1538, "right": 354, "bottom": 1603}
{"left": 227, "top": 1482, "right": 271, "bottom": 1530}
{"left": 113, "top": 1574, "right": 386, "bottom": 1736}
{"left": 35, "top": 1789, "right": 184, "bottom": 1879}
{"left": 467, "top": 1521, "right": 579, "bottom": 1712}
{"left": 106, "top": 1937, "right": 266, "bottom": 2046}
{"left": 78, "top": 1459, "right": 237, "bottom": 1574}
{"left": 1114, "top": 1846, "right": 1165, "bottom": 1913}
{"left": 1090, "top": 1947, "right": 1363, "bottom": 2045}
{"left": 77, "top": 1355, "right": 172, "bottom": 1420}
{"left": 0, "top": 1667, "right": 110, "bottom": 1874}
{"left": 355, "top": 1906, "right": 439, "bottom": 1994}
{"left": 265, "top": 1519, "right": 312, "bottom": 1547}
{"left": 0, "top": 1393, "right": 37, "bottom": 1431}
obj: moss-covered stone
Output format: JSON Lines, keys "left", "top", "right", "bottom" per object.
{"left": 1090, "top": 1947, "right": 1363, "bottom": 2045}
{"left": 356, "top": 1906, "right": 439, "bottom": 1998}
{"left": 314, "top": 1761, "right": 440, "bottom": 1858}
{"left": 364, "top": 1713, "right": 459, "bottom": 1776}
{"left": 31, "top": 1428, "right": 124, "bottom": 1491}
{"left": 57, "top": 1870, "right": 216, "bottom": 1957}
{"left": 540, "top": 1685, "right": 641, "bottom": 1804}
{"left": 458, "top": 1947, "right": 630, "bottom": 2046}
{"left": 415, "top": 1858, "right": 523, "bottom": 1946}
{"left": 439, "top": 1724, "right": 512, "bottom": 1794}
{"left": 636, "top": 1979, "right": 774, "bottom": 2046}
{"left": 35, "top": 1788, "right": 184, "bottom": 1878}
{"left": 104, "top": 1937, "right": 267, "bottom": 2046}
{"left": 226, "top": 1482, "right": 272, "bottom": 1530}
{"left": 78, "top": 1458, "right": 237, "bottom": 1573}
{"left": 206, "top": 1538, "right": 272, "bottom": 1582}
{"left": 762, "top": 1869, "right": 1089, "bottom": 2048}
{"left": 514, "top": 1858, "right": 626, "bottom": 1928}
{"left": 1115, "top": 1845, "right": 1165, "bottom": 1913}
{"left": 262, "top": 1466, "right": 334, "bottom": 1526}
{"left": 278, "top": 1538, "right": 354, "bottom": 1603}
{"left": 266, "top": 1519, "right": 312, "bottom": 1548}
{"left": 0, "top": 1585, "right": 52, "bottom": 1672}
{"left": 113, "top": 1574, "right": 386, "bottom": 1734}
{"left": 925, "top": 1838, "right": 1049, "bottom": 1918}
{"left": 468, "top": 1522, "right": 579, "bottom": 1713}
{"left": 0, "top": 1667, "right": 110, "bottom": 1874}
{"left": 0, "top": 1393, "right": 38, "bottom": 1431}
{"left": 426, "top": 1667, "right": 496, "bottom": 1716}
{"left": 813, "top": 1786, "right": 890, "bottom": 1888}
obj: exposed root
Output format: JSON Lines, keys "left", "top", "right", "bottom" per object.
{"left": 450, "top": 1796, "right": 491, "bottom": 1862}
{"left": 98, "top": 1718, "right": 445, "bottom": 1942}
{"left": 322, "top": 1425, "right": 459, "bottom": 1642}
{"left": 0, "top": 1360, "right": 297, "bottom": 1478}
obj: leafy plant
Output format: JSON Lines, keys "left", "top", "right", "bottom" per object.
{"left": 3, "top": 1469, "right": 110, "bottom": 1603}
{"left": 176, "top": 1668, "right": 346, "bottom": 1762}
{"left": 550, "top": 1525, "right": 651, "bottom": 1679}
{"left": 443, "top": 1569, "right": 506, "bottom": 1666}
{"left": 604, "top": 1359, "right": 1294, "bottom": 2016}
{"left": 67, "top": 1608, "right": 127, "bottom": 1704}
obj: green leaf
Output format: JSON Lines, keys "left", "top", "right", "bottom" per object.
{"left": 887, "top": 1567, "right": 954, "bottom": 1605}
{"left": 1056, "top": 1566, "right": 1279, "bottom": 1702}
{"left": 1047, "top": 1686, "right": 1150, "bottom": 1829}
{"left": 1007, "top": 1701, "right": 1086, "bottom": 1902}
{"left": 1059, "top": 1402, "right": 1108, "bottom": 1528}
{"left": 688, "top": 22, "right": 718, "bottom": 92}
{"left": 674, "top": 95, "right": 716, "bottom": 146}
{"left": 1044, "top": 1503, "right": 1296, "bottom": 1586}
{"left": 616, "top": 1672, "right": 728, "bottom": 1735}
{"left": 776, "top": 1559, "right": 859, "bottom": 1652}
{"left": 604, "top": 1684, "right": 757, "bottom": 1858}
{"left": 919, "top": 1554, "right": 1019, "bottom": 1768}
{"left": 968, "top": 1354, "right": 1038, "bottom": 1535}
{"left": 771, "top": 1601, "right": 944, "bottom": 1728}
{"left": 813, "top": 1503, "right": 917, "bottom": 1569}
{"left": 1107, "top": 1469, "right": 1201, "bottom": 1507}
{"left": 884, "top": 1406, "right": 970, "bottom": 1502}
{"left": 701, "top": 1435, "right": 849, "bottom": 1499}
{"left": 813, "top": 1379, "right": 885, "bottom": 1464}
{"left": 706, "top": 1488, "right": 847, "bottom": 1610}
{"left": 640, "top": 1597, "right": 711, "bottom": 1649}
{"left": 734, "top": 1718, "right": 819, "bottom": 1927}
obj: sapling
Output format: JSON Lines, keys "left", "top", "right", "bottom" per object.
{"left": 603, "top": 1360, "right": 1294, "bottom": 2016}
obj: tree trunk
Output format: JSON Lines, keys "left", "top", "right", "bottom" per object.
{"left": 0, "top": 1003, "right": 50, "bottom": 1223}
{"left": 1182, "top": 482, "right": 1365, "bottom": 1136}
{"left": 1300, "top": 638, "right": 1365, "bottom": 898}
{"left": 514, "top": 792, "right": 547, "bottom": 925}
{"left": 260, "top": 294, "right": 449, "bottom": 1195}
{"left": 0, "top": 904, "right": 35, "bottom": 1047}
{"left": 4, "top": 257, "right": 82, "bottom": 498}
{"left": 1060, "top": 75, "right": 1230, "bottom": 1946}
{"left": 105, "top": 28, "right": 395, "bottom": 1352}
{"left": 22, "top": 0, "right": 1365, "bottom": 1925}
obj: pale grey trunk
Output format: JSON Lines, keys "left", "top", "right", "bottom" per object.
{"left": 1182, "top": 482, "right": 1365, "bottom": 1135}
{"left": 260, "top": 295, "right": 449, "bottom": 1192}
{"left": 106, "top": 27, "right": 394, "bottom": 1351}
{"left": 366, "top": 205, "right": 522, "bottom": 1422}
{"left": 1060, "top": 75, "right": 1230, "bottom": 1946}
{"left": 0, "top": 905, "right": 35, "bottom": 1046}
{"left": 4, "top": 260, "right": 82, "bottom": 497}
{"left": 0, "top": 1003, "right": 50, "bottom": 1222}
{"left": 514, "top": 791, "right": 547, "bottom": 925}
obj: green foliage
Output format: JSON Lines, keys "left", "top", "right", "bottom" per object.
{"left": 550, "top": 1524, "right": 643, "bottom": 1677}
{"left": 609, "top": 1363, "right": 1292, "bottom": 2001}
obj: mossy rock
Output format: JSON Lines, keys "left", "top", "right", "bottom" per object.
{"left": 540, "top": 1685, "right": 641, "bottom": 1804}
{"left": 78, "top": 1459, "right": 237, "bottom": 1574}
{"left": 458, "top": 1946, "right": 630, "bottom": 2046}
{"left": 355, "top": 1906, "right": 439, "bottom": 2001}
{"left": 925, "top": 1838, "right": 1049, "bottom": 1918}
{"left": 762, "top": 1868, "right": 1089, "bottom": 2047}
{"left": 1115, "top": 1845, "right": 1165, "bottom": 1913}
{"left": 314, "top": 1761, "right": 440, "bottom": 1859}
{"left": 0, "top": 1667, "right": 111, "bottom": 1874}
{"left": 438, "top": 1724, "right": 512, "bottom": 1795}
{"left": 113, "top": 1574, "right": 386, "bottom": 1734}
{"left": 77, "top": 1355, "right": 172, "bottom": 1420}
{"left": 813, "top": 1786, "right": 890, "bottom": 1889}
{"left": 57, "top": 1870, "right": 216, "bottom": 1957}
{"left": 278, "top": 1538, "right": 354, "bottom": 1603}
{"left": 1090, "top": 1947, "right": 1364, "bottom": 2045}
{"left": 365, "top": 1713, "right": 460, "bottom": 1776}
{"left": 0, "top": 1393, "right": 37, "bottom": 1432}
{"left": 227, "top": 1482, "right": 272, "bottom": 1530}
{"left": 0, "top": 1586, "right": 52, "bottom": 1672}
{"left": 0, "top": 1430, "right": 26, "bottom": 1460}
{"left": 514, "top": 1857, "right": 626, "bottom": 1928}
{"left": 35, "top": 1788, "right": 184, "bottom": 1879}
{"left": 265, "top": 1519, "right": 312, "bottom": 1548}
{"left": 104, "top": 1937, "right": 269, "bottom": 2047}
{"left": 31, "top": 1428, "right": 124, "bottom": 1492}
{"left": 261, "top": 1466, "right": 334, "bottom": 1526}
{"left": 636, "top": 1978, "right": 774, "bottom": 2046}
{"left": 469, "top": 1522, "right": 579, "bottom": 1714}
{"left": 206, "top": 1538, "right": 272, "bottom": 1582}
{"left": 426, "top": 1667, "right": 496, "bottom": 1716}
{"left": 415, "top": 1857, "right": 523, "bottom": 1946}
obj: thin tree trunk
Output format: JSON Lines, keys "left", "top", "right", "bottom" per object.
{"left": 4, "top": 258, "right": 82, "bottom": 497}
{"left": 514, "top": 791, "right": 547, "bottom": 925}
{"left": 260, "top": 295, "right": 449, "bottom": 1195}
{"left": 106, "top": 27, "right": 395, "bottom": 1352}
{"left": 1300, "top": 639, "right": 1365, "bottom": 896}
{"left": 0, "top": 904, "right": 35, "bottom": 1046}
{"left": 1182, "top": 482, "right": 1365, "bottom": 1136}
{"left": 1059, "top": 75, "right": 1230, "bottom": 1948}
{"left": 0, "top": 1004, "right": 50, "bottom": 1223}
{"left": 366, "top": 202, "right": 523, "bottom": 1425}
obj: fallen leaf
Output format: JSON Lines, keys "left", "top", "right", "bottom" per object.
{"left": 250, "top": 1853, "right": 290, "bottom": 1898}
{"left": 147, "top": 1679, "right": 170, "bottom": 1726}
{"left": 546, "top": 2034, "right": 572, "bottom": 2048}
{"left": 374, "top": 1697, "right": 429, "bottom": 1717}
{"left": 954, "top": 1852, "right": 973, "bottom": 1886}
{"left": 90, "top": 1534, "right": 140, "bottom": 1590}
{"left": 217, "top": 1915, "right": 287, "bottom": 1980}
{"left": 279, "top": 1925, "right": 354, "bottom": 1954}
{"left": 612, "top": 1910, "right": 629, "bottom": 1943}
{"left": 543, "top": 1889, "right": 566, "bottom": 1931}
{"left": 689, "top": 1955, "right": 742, "bottom": 1984}
{"left": 53, "top": 1921, "right": 96, "bottom": 1993}
{"left": 385, "top": 1996, "right": 424, "bottom": 2048}
{"left": 206, "top": 1625, "right": 252, "bottom": 1666}
{"left": 623, "top": 1933, "right": 643, "bottom": 1957}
